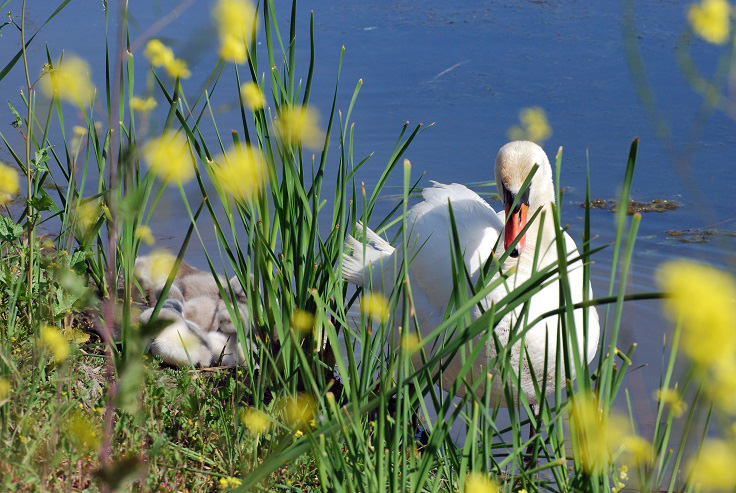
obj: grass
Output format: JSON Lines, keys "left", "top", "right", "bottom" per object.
{"left": 0, "top": 0, "right": 732, "bottom": 492}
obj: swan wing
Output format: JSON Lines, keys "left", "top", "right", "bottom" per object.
{"left": 405, "top": 182, "right": 504, "bottom": 326}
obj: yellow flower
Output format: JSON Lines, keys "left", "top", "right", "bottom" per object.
{"left": 147, "top": 249, "right": 177, "bottom": 285}
{"left": 219, "top": 477, "right": 242, "bottom": 490}
{"left": 688, "top": 0, "right": 731, "bottom": 44}
{"left": 131, "top": 96, "right": 157, "bottom": 112}
{"left": 76, "top": 200, "right": 101, "bottom": 233}
{"left": 689, "top": 439, "right": 736, "bottom": 491}
{"left": 142, "top": 130, "right": 195, "bottom": 184}
{"left": 240, "top": 408, "right": 270, "bottom": 433}
{"left": 400, "top": 332, "right": 421, "bottom": 355}
{"left": 281, "top": 394, "right": 316, "bottom": 429}
{"left": 40, "top": 324, "right": 70, "bottom": 363}
{"left": 165, "top": 58, "right": 191, "bottom": 79}
{"left": 707, "top": 360, "right": 736, "bottom": 413}
{"left": 213, "top": 145, "right": 267, "bottom": 202}
{"left": 621, "top": 435, "right": 653, "bottom": 466}
{"left": 656, "top": 260, "right": 736, "bottom": 370}
{"left": 0, "top": 378, "right": 10, "bottom": 400}
{"left": 0, "top": 163, "right": 19, "bottom": 204}
{"left": 569, "top": 393, "right": 631, "bottom": 473}
{"left": 143, "top": 39, "right": 190, "bottom": 79}
{"left": 220, "top": 36, "right": 247, "bottom": 65}
{"left": 213, "top": 0, "right": 256, "bottom": 64}
{"left": 293, "top": 429, "right": 304, "bottom": 438}
{"left": 507, "top": 106, "right": 552, "bottom": 144}
{"left": 144, "top": 39, "right": 175, "bottom": 67}
{"left": 360, "top": 292, "right": 390, "bottom": 323}
{"left": 464, "top": 472, "right": 499, "bottom": 493}
{"left": 64, "top": 410, "right": 100, "bottom": 452}
{"left": 136, "top": 225, "right": 155, "bottom": 245}
{"left": 39, "top": 56, "right": 95, "bottom": 105}
{"left": 276, "top": 105, "right": 324, "bottom": 149}
{"left": 291, "top": 308, "right": 315, "bottom": 333}
{"left": 240, "top": 82, "right": 266, "bottom": 109}
{"left": 656, "top": 387, "right": 687, "bottom": 418}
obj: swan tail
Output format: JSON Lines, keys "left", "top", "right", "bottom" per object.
{"left": 342, "top": 222, "right": 395, "bottom": 286}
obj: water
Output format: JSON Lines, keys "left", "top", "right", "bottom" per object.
{"left": 2, "top": 0, "right": 735, "bottom": 436}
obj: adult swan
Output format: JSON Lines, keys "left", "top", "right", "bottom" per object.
{"left": 342, "top": 141, "right": 599, "bottom": 406}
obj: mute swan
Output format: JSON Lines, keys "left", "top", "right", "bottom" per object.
{"left": 342, "top": 141, "right": 599, "bottom": 405}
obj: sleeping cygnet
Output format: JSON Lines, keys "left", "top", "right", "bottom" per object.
{"left": 140, "top": 300, "right": 224, "bottom": 368}
{"left": 183, "top": 295, "right": 248, "bottom": 366}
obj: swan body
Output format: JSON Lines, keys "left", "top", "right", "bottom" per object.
{"left": 342, "top": 141, "right": 599, "bottom": 404}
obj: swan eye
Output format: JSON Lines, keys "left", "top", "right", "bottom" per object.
{"left": 502, "top": 184, "right": 531, "bottom": 211}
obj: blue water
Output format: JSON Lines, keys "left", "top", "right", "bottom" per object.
{"left": 2, "top": 0, "right": 735, "bottom": 433}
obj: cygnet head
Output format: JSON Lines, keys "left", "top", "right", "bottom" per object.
{"left": 494, "top": 141, "right": 555, "bottom": 258}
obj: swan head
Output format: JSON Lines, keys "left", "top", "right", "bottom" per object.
{"left": 495, "top": 141, "right": 554, "bottom": 258}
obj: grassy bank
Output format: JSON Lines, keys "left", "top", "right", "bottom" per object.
{"left": 0, "top": 0, "right": 734, "bottom": 491}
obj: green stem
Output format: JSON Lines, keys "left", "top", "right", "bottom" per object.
{"left": 20, "top": 0, "right": 34, "bottom": 326}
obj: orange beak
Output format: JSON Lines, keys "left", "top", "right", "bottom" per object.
{"left": 504, "top": 202, "right": 528, "bottom": 258}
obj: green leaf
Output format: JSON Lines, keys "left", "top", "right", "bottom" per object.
{"left": 7, "top": 101, "right": 21, "bottom": 128}
{"left": 0, "top": 215, "right": 23, "bottom": 240}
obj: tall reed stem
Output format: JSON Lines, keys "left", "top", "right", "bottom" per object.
{"left": 20, "top": 0, "right": 34, "bottom": 325}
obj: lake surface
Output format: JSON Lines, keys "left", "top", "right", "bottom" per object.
{"left": 2, "top": 0, "right": 735, "bottom": 436}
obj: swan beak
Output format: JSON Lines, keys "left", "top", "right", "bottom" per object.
{"left": 504, "top": 202, "right": 528, "bottom": 257}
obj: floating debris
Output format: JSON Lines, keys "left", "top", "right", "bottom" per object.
{"left": 665, "top": 229, "right": 736, "bottom": 244}
{"left": 582, "top": 199, "right": 679, "bottom": 214}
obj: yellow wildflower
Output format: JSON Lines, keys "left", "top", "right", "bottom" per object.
{"left": 689, "top": 439, "right": 736, "bottom": 491}
{"left": 293, "top": 429, "right": 304, "bottom": 438}
{"left": 291, "top": 308, "right": 315, "bottom": 333}
{"left": 240, "top": 82, "right": 266, "bottom": 109}
{"left": 40, "top": 324, "right": 70, "bottom": 363}
{"left": 621, "top": 435, "right": 653, "bottom": 466}
{"left": 360, "top": 292, "right": 390, "bottom": 323}
{"left": 240, "top": 408, "right": 270, "bottom": 434}
{"left": 219, "top": 477, "right": 242, "bottom": 490}
{"left": 144, "top": 39, "right": 175, "bottom": 67}
{"left": 76, "top": 200, "right": 101, "bottom": 233}
{"left": 64, "top": 410, "right": 100, "bottom": 451}
{"left": 507, "top": 106, "right": 552, "bottom": 144}
{"left": 569, "top": 393, "right": 631, "bottom": 473}
{"left": 0, "top": 163, "right": 19, "bottom": 204}
{"left": 276, "top": 105, "right": 324, "bottom": 149}
{"left": 213, "top": 0, "right": 256, "bottom": 64}
{"left": 0, "top": 378, "right": 9, "bottom": 400}
{"left": 707, "top": 360, "right": 736, "bottom": 413}
{"left": 400, "top": 332, "right": 421, "bottom": 355}
{"left": 464, "top": 472, "right": 499, "bottom": 493}
{"left": 213, "top": 145, "right": 267, "bottom": 202}
{"left": 147, "top": 249, "right": 177, "bottom": 285}
{"left": 142, "top": 130, "right": 195, "bottom": 184}
{"left": 131, "top": 96, "right": 157, "bottom": 112}
{"left": 688, "top": 0, "right": 731, "bottom": 44}
{"left": 281, "top": 393, "right": 316, "bottom": 429}
{"left": 656, "top": 260, "right": 736, "bottom": 370}
{"left": 656, "top": 387, "right": 687, "bottom": 417}
{"left": 136, "top": 225, "right": 155, "bottom": 245}
{"left": 165, "top": 58, "right": 191, "bottom": 79}
{"left": 39, "top": 56, "right": 95, "bottom": 105}
{"left": 143, "top": 39, "right": 190, "bottom": 79}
